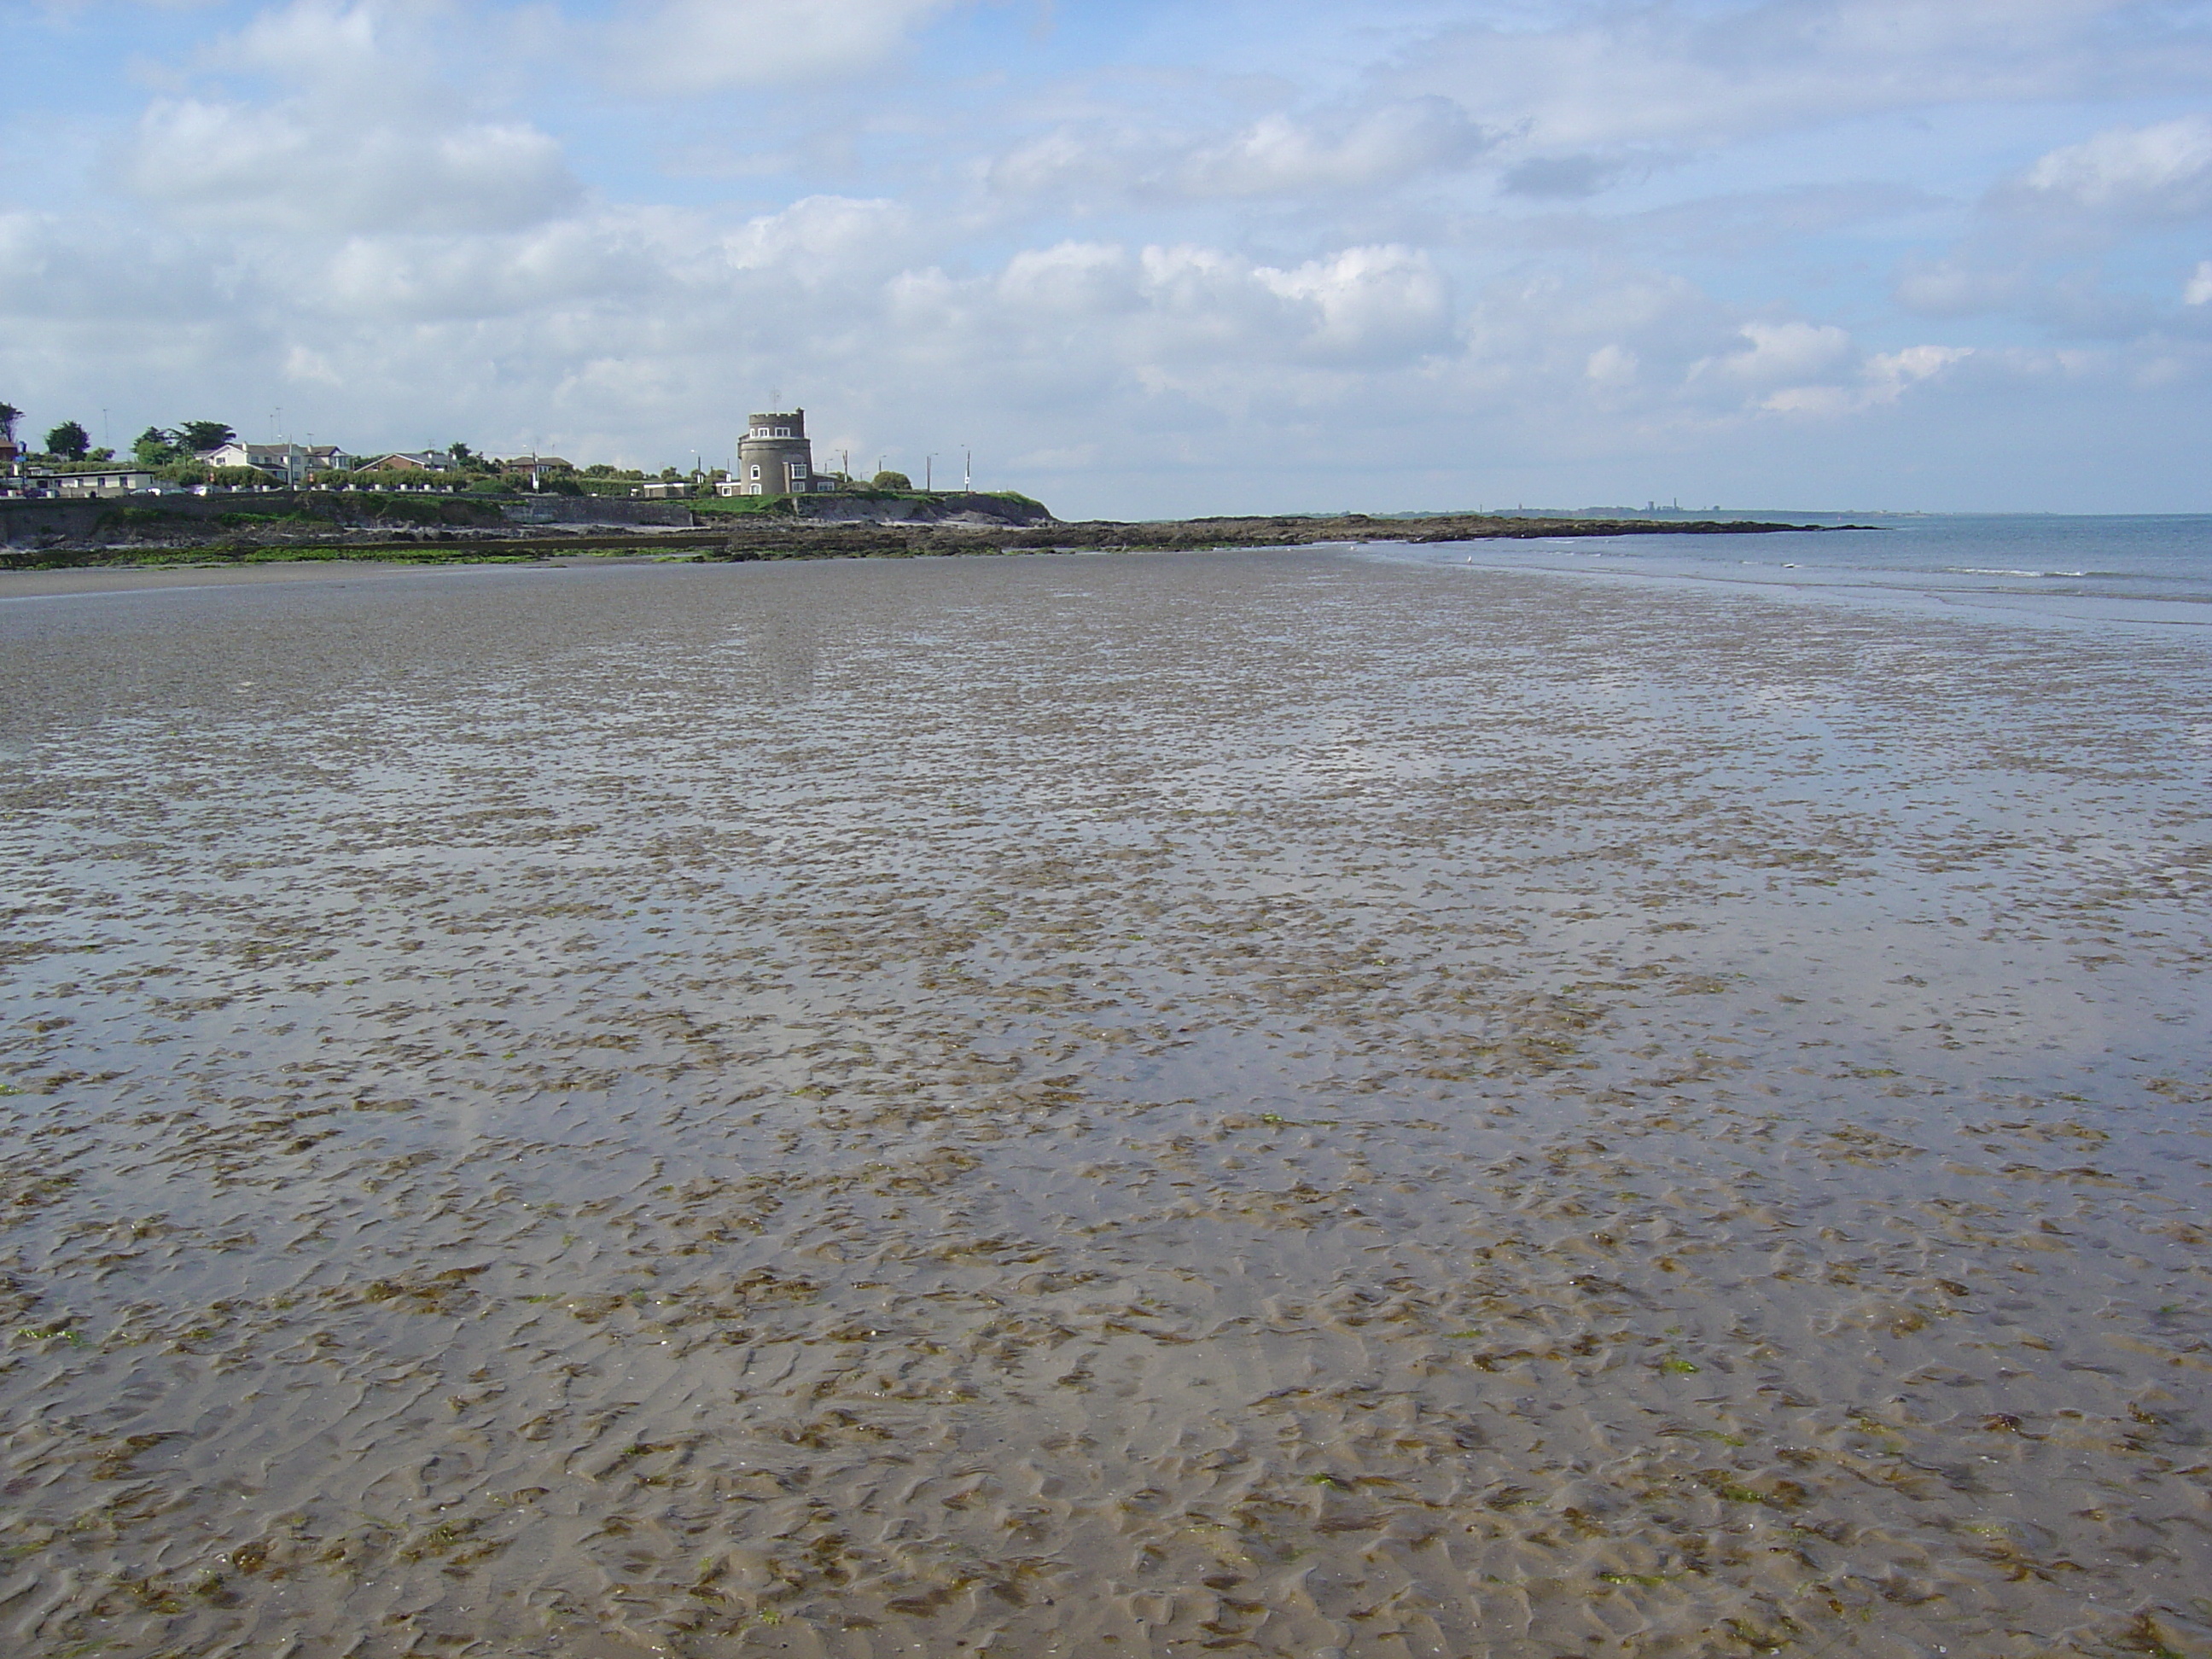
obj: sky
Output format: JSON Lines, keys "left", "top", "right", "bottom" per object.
{"left": 4, "top": 0, "right": 2212, "bottom": 517}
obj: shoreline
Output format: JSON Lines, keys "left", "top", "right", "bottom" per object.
{"left": 0, "top": 508, "right": 1848, "bottom": 577}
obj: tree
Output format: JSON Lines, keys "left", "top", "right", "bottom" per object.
{"left": 0, "top": 403, "right": 20, "bottom": 444}
{"left": 45, "top": 421, "right": 90, "bottom": 461}
{"left": 871, "top": 469, "right": 911, "bottom": 491}
{"left": 176, "top": 421, "right": 236, "bottom": 453}
{"left": 447, "top": 440, "right": 478, "bottom": 466}
{"left": 133, "top": 426, "right": 178, "bottom": 465}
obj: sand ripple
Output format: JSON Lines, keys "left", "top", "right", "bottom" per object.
{"left": 0, "top": 551, "right": 2208, "bottom": 1656}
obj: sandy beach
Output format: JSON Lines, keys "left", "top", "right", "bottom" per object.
{"left": 1, "top": 547, "right": 2208, "bottom": 1658}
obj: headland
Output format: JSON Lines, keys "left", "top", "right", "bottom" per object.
{"left": 0, "top": 489, "right": 1852, "bottom": 572}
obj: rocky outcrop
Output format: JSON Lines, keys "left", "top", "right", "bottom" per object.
{"left": 788, "top": 492, "right": 1055, "bottom": 527}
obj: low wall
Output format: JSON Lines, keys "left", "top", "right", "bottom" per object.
{"left": 795, "top": 492, "right": 1054, "bottom": 527}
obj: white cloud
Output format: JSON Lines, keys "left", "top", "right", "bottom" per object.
{"left": 1586, "top": 342, "right": 1639, "bottom": 387}
{"left": 2000, "top": 114, "right": 2212, "bottom": 222}
{"left": 1179, "top": 99, "right": 1493, "bottom": 197}
{"left": 1863, "top": 342, "right": 1975, "bottom": 398}
{"left": 1762, "top": 342, "right": 1972, "bottom": 416}
{"left": 1694, "top": 320, "right": 1852, "bottom": 386}
{"left": 1392, "top": 0, "right": 2211, "bottom": 153}
{"left": 818, "top": 236, "right": 1467, "bottom": 447}
{"left": 608, "top": 0, "right": 953, "bottom": 93}
{"left": 0, "top": 210, "right": 220, "bottom": 321}
{"left": 893, "top": 238, "right": 1455, "bottom": 381}
{"left": 719, "top": 195, "right": 917, "bottom": 277}
{"left": 1893, "top": 255, "right": 2025, "bottom": 317}
{"left": 313, "top": 218, "right": 666, "bottom": 321}
{"left": 1255, "top": 245, "right": 1454, "bottom": 360}
{"left": 1121, "top": 242, "right": 1452, "bottom": 368}
{"left": 112, "top": 2, "right": 579, "bottom": 235}
{"left": 988, "top": 98, "right": 1493, "bottom": 205}
{"left": 996, "top": 241, "right": 1143, "bottom": 317}
{"left": 2187, "top": 261, "right": 2212, "bottom": 306}
{"left": 125, "top": 97, "right": 578, "bottom": 234}
{"left": 228, "top": 0, "right": 384, "bottom": 77}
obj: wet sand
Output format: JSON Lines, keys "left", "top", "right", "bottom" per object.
{"left": 1, "top": 548, "right": 2208, "bottom": 1658}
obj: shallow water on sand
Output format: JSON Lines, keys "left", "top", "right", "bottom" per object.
{"left": 2, "top": 550, "right": 2209, "bottom": 1658}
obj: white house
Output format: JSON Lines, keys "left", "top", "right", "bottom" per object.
{"left": 52, "top": 468, "right": 163, "bottom": 498}
{"left": 201, "top": 442, "right": 352, "bottom": 481}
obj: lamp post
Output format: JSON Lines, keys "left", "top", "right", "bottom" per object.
{"left": 924, "top": 453, "right": 937, "bottom": 492}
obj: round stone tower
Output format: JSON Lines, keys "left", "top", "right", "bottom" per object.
{"left": 736, "top": 410, "right": 814, "bottom": 498}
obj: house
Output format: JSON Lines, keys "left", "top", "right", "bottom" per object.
{"left": 635, "top": 480, "right": 695, "bottom": 499}
{"left": 52, "top": 468, "right": 161, "bottom": 498}
{"left": 356, "top": 451, "right": 454, "bottom": 474}
{"left": 495, "top": 456, "right": 573, "bottom": 488}
{"left": 201, "top": 441, "right": 352, "bottom": 481}
{"left": 726, "top": 408, "right": 837, "bottom": 498}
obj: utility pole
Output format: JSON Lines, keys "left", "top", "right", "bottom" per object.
{"left": 963, "top": 445, "right": 971, "bottom": 492}
{"left": 924, "top": 453, "right": 938, "bottom": 492}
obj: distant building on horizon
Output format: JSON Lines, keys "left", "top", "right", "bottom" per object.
{"left": 723, "top": 409, "right": 835, "bottom": 498}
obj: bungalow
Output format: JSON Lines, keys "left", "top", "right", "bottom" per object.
{"left": 53, "top": 468, "right": 162, "bottom": 498}
{"left": 355, "top": 451, "right": 457, "bottom": 474}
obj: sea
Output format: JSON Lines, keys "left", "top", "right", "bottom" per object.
{"left": 1373, "top": 510, "right": 2212, "bottom": 633}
